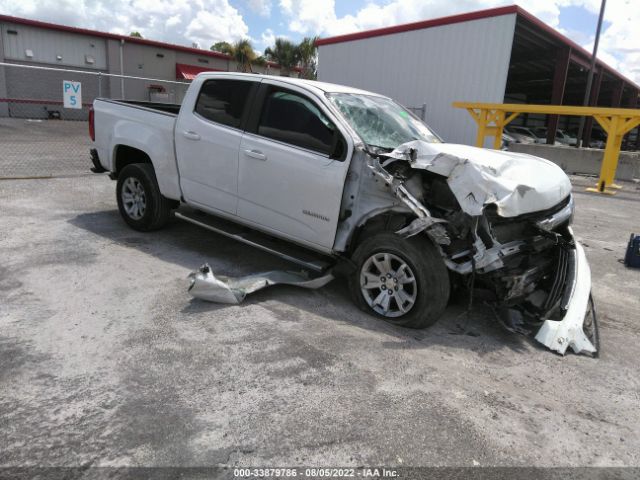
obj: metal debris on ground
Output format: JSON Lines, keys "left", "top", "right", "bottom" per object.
{"left": 188, "top": 263, "right": 335, "bottom": 304}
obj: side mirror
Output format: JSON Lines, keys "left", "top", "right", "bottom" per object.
{"left": 329, "top": 127, "right": 346, "bottom": 160}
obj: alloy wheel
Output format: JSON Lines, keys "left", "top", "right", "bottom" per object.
{"left": 360, "top": 252, "right": 418, "bottom": 318}
{"left": 121, "top": 177, "right": 146, "bottom": 220}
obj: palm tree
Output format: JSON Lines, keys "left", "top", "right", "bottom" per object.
{"left": 264, "top": 38, "right": 300, "bottom": 77}
{"left": 253, "top": 56, "right": 267, "bottom": 67}
{"left": 233, "top": 39, "right": 257, "bottom": 73}
{"left": 210, "top": 39, "right": 263, "bottom": 73}
{"left": 298, "top": 36, "right": 318, "bottom": 80}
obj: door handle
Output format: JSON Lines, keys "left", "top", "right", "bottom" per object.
{"left": 182, "top": 130, "right": 201, "bottom": 141}
{"left": 244, "top": 149, "right": 267, "bottom": 161}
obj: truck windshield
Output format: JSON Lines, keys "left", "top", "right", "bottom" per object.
{"left": 327, "top": 93, "right": 441, "bottom": 151}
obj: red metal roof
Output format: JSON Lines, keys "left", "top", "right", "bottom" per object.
{"left": 176, "top": 63, "right": 223, "bottom": 80}
{"left": 315, "top": 5, "right": 519, "bottom": 46}
{"left": 315, "top": 5, "right": 639, "bottom": 91}
{"left": 0, "top": 13, "right": 299, "bottom": 71}
{"left": 0, "top": 14, "right": 232, "bottom": 60}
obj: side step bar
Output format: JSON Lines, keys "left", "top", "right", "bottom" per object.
{"left": 174, "top": 209, "right": 334, "bottom": 273}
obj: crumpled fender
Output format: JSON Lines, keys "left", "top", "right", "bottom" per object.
{"left": 381, "top": 140, "right": 572, "bottom": 217}
{"left": 188, "top": 264, "right": 335, "bottom": 304}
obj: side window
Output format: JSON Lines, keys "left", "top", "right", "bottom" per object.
{"left": 257, "top": 89, "right": 335, "bottom": 155}
{"left": 195, "top": 79, "right": 253, "bottom": 129}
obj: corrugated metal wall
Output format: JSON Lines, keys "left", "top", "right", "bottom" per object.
{"left": 0, "top": 18, "right": 298, "bottom": 119}
{"left": 2, "top": 22, "right": 107, "bottom": 69}
{"left": 317, "top": 14, "right": 517, "bottom": 146}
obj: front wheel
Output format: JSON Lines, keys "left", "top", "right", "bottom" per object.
{"left": 349, "top": 232, "right": 450, "bottom": 329}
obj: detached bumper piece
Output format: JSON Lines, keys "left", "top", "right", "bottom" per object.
{"left": 188, "top": 263, "right": 334, "bottom": 304}
{"left": 90, "top": 148, "right": 107, "bottom": 173}
{"left": 535, "top": 241, "right": 598, "bottom": 356}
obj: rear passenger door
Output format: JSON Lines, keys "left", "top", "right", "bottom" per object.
{"left": 175, "top": 77, "right": 256, "bottom": 215}
{"left": 237, "top": 82, "right": 350, "bottom": 250}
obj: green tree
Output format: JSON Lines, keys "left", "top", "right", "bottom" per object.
{"left": 210, "top": 41, "right": 234, "bottom": 55}
{"left": 129, "top": 31, "right": 143, "bottom": 38}
{"left": 232, "top": 39, "right": 257, "bottom": 73}
{"left": 264, "top": 38, "right": 300, "bottom": 77}
{"left": 210, "top": 39, "right": 264, "bottom": 73}
{"left": 298, "top": 36, "right": 318, "bottom": 80}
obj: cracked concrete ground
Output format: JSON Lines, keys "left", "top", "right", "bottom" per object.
{"left": 0, "top": 173, "right": 639, "bottom": 470}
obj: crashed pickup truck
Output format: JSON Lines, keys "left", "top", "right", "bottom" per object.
{"left": 90, "top": 72, "right": 597, "bottom": 356}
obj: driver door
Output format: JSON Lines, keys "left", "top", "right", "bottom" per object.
{"left": 237, "top": 83, "right": 350, "bottom": 250}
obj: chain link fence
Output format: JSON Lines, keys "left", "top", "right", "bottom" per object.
{"left": 0, "top": 62, "right": 189, "bottom": 178}
{"left": 0, "top": 62, "right": 435, "bottom": 179}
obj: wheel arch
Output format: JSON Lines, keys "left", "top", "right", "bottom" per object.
{"left": 344, "top": 208, "right": 414, "bottom": 255}
{"left": 107, "top": 118, "right": 182, "bottom": 200}
{"left": 113, "top": 144, "right": 152, "bottom": 176}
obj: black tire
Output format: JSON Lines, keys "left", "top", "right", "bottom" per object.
{"left": 349, "top": 232, "right": 450, "bottom": 329}
{"left": 116, "top": 163, "right": 173, "bottom": 231}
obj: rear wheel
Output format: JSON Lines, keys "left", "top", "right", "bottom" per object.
{"left": 349, "top": 232, "right": 450, "bottom": 328}
{"left": 116, "top": 163, "right": 173, "bottom": 231}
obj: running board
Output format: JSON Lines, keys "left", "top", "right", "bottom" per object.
{"left": 174, "top": 209, "right": 334, "bottom": 273}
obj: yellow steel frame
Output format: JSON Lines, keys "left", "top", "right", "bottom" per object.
{"left": 453, "top": 102, "right": 640, "bottom": 194}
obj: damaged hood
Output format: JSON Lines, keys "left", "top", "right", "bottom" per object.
{"left": 383, "top": 141, "right": 572, "bottom": 217}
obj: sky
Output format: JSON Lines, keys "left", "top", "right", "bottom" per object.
{"left": 0, "top": 0, "right": 638, "bottom": 84}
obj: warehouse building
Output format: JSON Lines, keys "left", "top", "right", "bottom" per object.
{"left": 0, "top": 14, "right": 292, "bottom": 119}
{"left": 317, "top": 5, "right": 640, "bottom": 149}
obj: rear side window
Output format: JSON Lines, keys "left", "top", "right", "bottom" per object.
{"left": 195, "top": 79, "right": 253, "bottom": 128}
{"left": 258, "top": 89, "right": 334, "bottom": 155}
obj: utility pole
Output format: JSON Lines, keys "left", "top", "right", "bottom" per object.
{"left": 576, "top": 0, "right": 607, "bottom": 148}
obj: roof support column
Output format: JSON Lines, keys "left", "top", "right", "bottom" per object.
{"left": 582, "top": 68, "right": 603, "bottom": 147}
{"left": 547, "top": 47, "right": 571, "bottom": 144}
{"left": 609, "top": 81, "right": 626, "bottom": 149}
{"left": 628, "top": 90, "right": 639, "bottom": 150}
{"left": 611, "top": 80, "right": 624, "bottom": 107}
{"left": 635, "top": 95, "right": 640, "bottom": 151}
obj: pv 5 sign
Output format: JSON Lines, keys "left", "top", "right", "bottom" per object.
{"left": 63, "top": 80, "right": 82, "bottom": 109}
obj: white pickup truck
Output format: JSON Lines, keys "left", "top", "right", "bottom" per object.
{"left": 90, "top": 72, "right": 598, "bottom": 355}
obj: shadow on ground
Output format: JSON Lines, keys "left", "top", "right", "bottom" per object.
{"left": 69, "top": 209, "right": 538, "bottom": 356}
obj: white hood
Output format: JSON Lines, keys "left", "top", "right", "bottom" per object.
{"left": 383, "top": 141, "right": 572, "bottom": 217}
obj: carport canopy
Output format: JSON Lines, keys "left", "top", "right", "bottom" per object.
{"left": 505, "top": 8, "right": 640, "bottom": 148}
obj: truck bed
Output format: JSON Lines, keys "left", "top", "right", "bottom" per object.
{"left": 99, "top": 99, "right": 181, "bottom": 115}
{"left": 92, "top": 97, "right": 182, "bottom": 200}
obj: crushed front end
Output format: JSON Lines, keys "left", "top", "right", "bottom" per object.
{"left": 364, "top": 141, "right": 599, "bottom": 356}
{"left": 466, "top": 196, "right": 598, "bottom": 355}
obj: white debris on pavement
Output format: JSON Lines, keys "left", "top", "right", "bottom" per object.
{"left": 188, "top": 263, "right": 335, "bottom": 304}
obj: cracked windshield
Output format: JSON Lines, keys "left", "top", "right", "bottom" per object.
{"left": 328, "top": 93, "right": 441, "bottom": 151}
